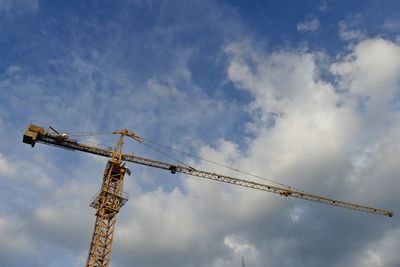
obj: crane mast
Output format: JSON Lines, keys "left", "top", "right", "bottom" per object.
{"left": 85, "top": 131, "right": 129, "bottom": 267}
{"left": 22, "top": 124, "right": 393, "bottom": 266}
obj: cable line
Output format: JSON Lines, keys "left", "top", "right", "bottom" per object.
{"left": 284, "top": 197, "right": 310, "bottom": 267}
{"left": 140, "top": 137, "right": 309, "bottom": 192}
{"left": 65, "top": 132, "right": 114, "bottom": 136}
{"left": 55, "top": 129, "right": 313, "bottom": 194}
{"left": 140, "top": 141, "right": 196, "bottom": 170}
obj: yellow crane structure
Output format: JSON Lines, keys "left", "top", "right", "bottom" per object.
{"left": 22, "top": 124, "right": 393, "bottom": 267}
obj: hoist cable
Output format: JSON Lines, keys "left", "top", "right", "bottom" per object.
{"left": 284, "top": 197, "right": 310, "bottom": 267}
{"left": 65, "top": 132, "right": 114, "bottom": 136}
{"left": 140, "top": 137, "right": 308, "bottom": 193}
{"left": 59, "top": 129, "right": 310, "bottom": 196}
{"left": 139, "top": 141, "right": 196, "bottom": 170}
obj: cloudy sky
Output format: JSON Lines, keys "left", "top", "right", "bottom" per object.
{"left": 1, "top": 0, "right": 400, "bottom": 266}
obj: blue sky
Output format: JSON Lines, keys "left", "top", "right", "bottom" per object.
{"left": 1, "top": 1, "right": 400, "bottom": 267}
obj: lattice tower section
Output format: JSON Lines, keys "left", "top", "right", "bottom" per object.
{"left": 86, "top": 161, "right": 128, "bottom": 267}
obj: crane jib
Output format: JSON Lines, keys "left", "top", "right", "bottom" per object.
{"left": 22, "top": 124, "right": 394, "bottom": 218}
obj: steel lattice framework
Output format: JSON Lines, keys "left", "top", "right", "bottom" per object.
{"left": 86, "top": 161, "right": 128, "bottom": 267}
{"left": 22, "top": 124, "right": 393, "bottom": 267}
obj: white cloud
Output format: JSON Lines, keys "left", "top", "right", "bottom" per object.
{"left": 339, "top": 24, "right": 365, "bottom": 41}
{"left": 351, "top": 228, "right": 400, "bottom": 267}
{"left": 319, "top": 0, "right": 329, "bottom": 11}
{"left": 0, "top": 216, "right": 37, "bottom": 265}
{"left": 215, "top": 37, "right": 399, "bottom": 265}
{"left": 338, "top": 14, "right": 366, "bottom": 41}
{"left": 0, "top": 153, "right": 17, "bottom": 176}
{"left": 383, "top": 19, "right": 400, "bottom": 32}
{"left": 0, "top": 0, "right": 38, "bottom": 15}
{"left": 297, "top": 18, "right": 320, "bottom": 32}
{"left": 146, "top": 78, "right": 181, "bottom": 97}
{"left": 331, "top": 38, "right": 400, "bottom": 114}
{"left": 0, "top": 153, "right": 54, "bottom": 189}
{"left": 33, "top": 191, "right": 94, "bottom": 250}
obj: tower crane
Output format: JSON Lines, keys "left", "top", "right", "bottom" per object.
{"left": 22, "top": 124, "right": 393, "bottom": 267}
